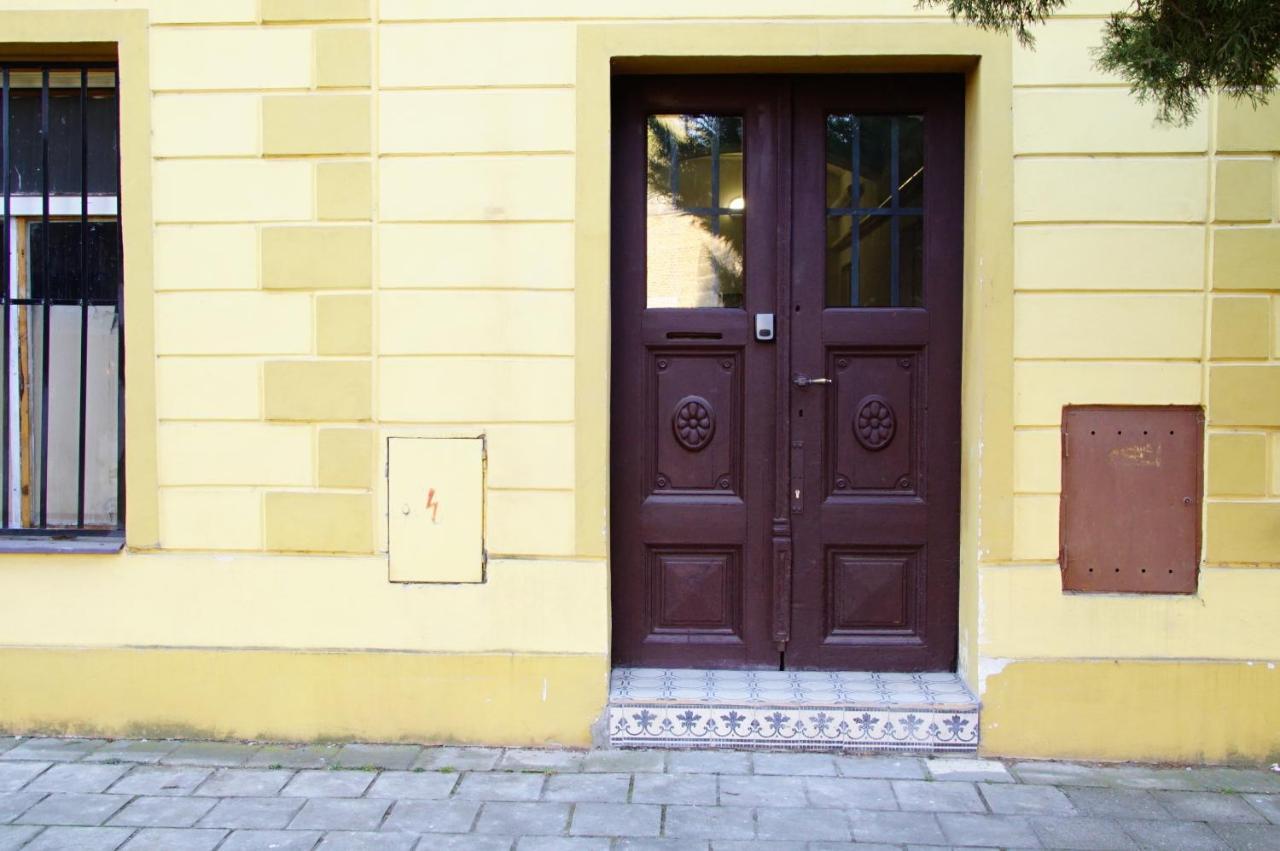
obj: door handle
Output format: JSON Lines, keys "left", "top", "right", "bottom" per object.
{"left": 793, "top": 374, "right": 832, "bottom": 387}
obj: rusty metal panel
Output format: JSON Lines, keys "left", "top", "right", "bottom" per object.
{"left": 1060, "top": 406, "right": 1203, "bottom": 594}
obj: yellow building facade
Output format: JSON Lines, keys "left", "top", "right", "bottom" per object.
{"left": 0, "top": 0, "right": 1276, "bottom": 764}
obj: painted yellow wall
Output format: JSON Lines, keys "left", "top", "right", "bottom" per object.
{"left": 0, "top": 0, "right": 1274, "bottom": 759}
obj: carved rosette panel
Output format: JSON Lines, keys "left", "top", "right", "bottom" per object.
{"left": 672, "top": 396, "right": 716, "bottom": 451}
{"left": 854, "top": 395, "right": 896, "bottom": 451}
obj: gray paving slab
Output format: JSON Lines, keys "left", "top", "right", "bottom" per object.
{"left": 366, "top": 770, "right": 458, "bottom": 799}
{"left": 107, "top": 796, "right": 217, "bottom": 828}
{"left": 848, "top": 809, "right": 947, "bottom": 845}
{"left": 1096, "top": 765, "right": 1204, "bottom": 791}
{"left": 892, "top": 780, "right": 986, "bottom": 813}
{"left": 289, "top": 797, "right": 391, "bottom": 831}
{"left": 193, "top": 767, "right": 292, "bottom": 797}
{"left": 542, "top": 772, "right": 631, "bottom": 803}
{"left": 334, "top": 744, "right": 421, "bottom": 770}
{"left": 571, "top": 802, "right": 661, "bottom": 837}
{"left": 119, "top": 827, "right": 228, "bottom": 851}
{"left": 752, "top": 752, "right": 838, "bottom": 777}
{"left": 85, "top": 741, "right": 178, "bottom": 765}
{"left": 379, "top": 800, "right": 480, "bottom": 833}
{"left": 1, "top": 738, "right": 107, "bottom": 763}
{"left": 475, "top": 801, "right": 570, "bottom": 835}
{"left": 756, "top": 805, "right": 851, "bottom": 841}
{"left": 1120, "top": 818, "right": 1232, "bottom": 850}
{"left": 664, "top": 805, "right": 755, "bottom": 840}
{"left": 0, "top": 790, "right": 46, "bottom": 823}
{"left": 28, "top": 763, "right": 131, "bottom": 793}
{"left": 668, "top": 751, "right": 752, "bottom": 775}
{"left": 978, "top": 781, "right": 1075, "bottom": 815}
{"left": 246, "top": 744, "right": 342, "bottom": 770}
{"left": 810, "top": 843, "right": 898, "bottom": 851}
{"left": 0, "top": 825, "right": 42, "bottom": 851}
{"left": 834, "top": 755, "right": 928, "bottom": 780}
{"left": 0, "top": 761, "right": 52, "bottom": 793}
{"left": 196, "top": 797, "right": 303, "bottom": 829}
{"left": 1247, "top": 794, "right": 1280, "bottom": 825}
{"left": 15, "top": 793, "right": 129, "bottom": 826}
{"left": 937, "top": 812, "right": 1041, "bottom": 847}
{"left": 0, "top": 742, "right": 20, "bottom": 757}
{"left": 582, "top": 750, "right": 666, "bottom": 774}
{"left": 165, "top": 742, "right": 261, "bottom": 768}
{"left": 517, "top": 838, "right": 611, "bottom": 851}
{"left": 418, "top": 837, "right": 515, "bottom": 851}
{"left": 1194, "top": 768, "right": 1280, "bottom": 795}
{"left": 1210, "top": 822, "right": 1280, "bottom": 850}
{"left": 1030, "top": 815, "right": 1138, "bottom": 849}
{"left": 1153, "top": 789, "right": 1269, "bottom": 822}
{"left": 632, "top": 773, "right": 717, "bottom": 805}
{"left": 1010, "top": 760, "right": 1113, "bottom": 787}
{"left": 718, "top": 775, "right": 807, "bottom": 807}
{"left": 1062, "top": 786, "right": 1170, "bottom": 820}
{"left": 22, "top": 825, "right": 134, "bottom": 850}
{"left": 499, "top": 749, "right": 586, "bottom": 772}
{"left": 107, "top": 766, "right": 211, "bottom": 796}
{"left": 926, "top": 758, "right": 1014, "bottom": 783}
{"left": 804, "top": 776, "right": 897, "bottom": 810}
{"left": 616, "top": 840, "right": 711, "bottom": 851}
{"left": 219, "top": 829, "right": 323, "bottom": 850}
{"left": 413, "top": 747, "right": 503, "bottom": 772}
{"left": 455, "top": 771, "right": 545, "bottom": 801}
{"left": 317, "top": 831, "right": 418, "bottom": 850}
{"left": 281, "top": 769, "right": 376, "bottom": 798}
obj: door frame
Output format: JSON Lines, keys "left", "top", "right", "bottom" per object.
{"left": 573, "top": 23, "right": 1015, "bottom": 686}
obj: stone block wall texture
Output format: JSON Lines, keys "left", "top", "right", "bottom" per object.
{"left": 145, "top": 1, "right": 580, "bottom": 559}
{"left": 1011, "top": 36, "right": 1280, "bottom": 571}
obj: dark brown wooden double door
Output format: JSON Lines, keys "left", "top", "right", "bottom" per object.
{"left": 610, "top": 75, "right": 962, "bottom": 671}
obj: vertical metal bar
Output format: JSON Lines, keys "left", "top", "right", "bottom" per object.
{"left": 112, "top": 67, "right": 125, "bottom": 532}
{"left": 75, "top": 67, "right": 89, "bottom": 527}
{"left": 668, "top": 121, "right": 679, "bottom": 200}
{"left": 850, "top": 116, "right": 861, "bottom": 306}
{"left": 889, "top": 117, "right": 901, "bottom": 307}
{"left": 709, "top": 118, "right": 721, "bottom": 236}
{"left": 37, "top": 68, "right": 51, "bottom": 528}
{"left": 0, "top": 66, "right": 10, "bottom": 529}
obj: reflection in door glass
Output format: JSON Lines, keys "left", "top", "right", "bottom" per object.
{"left": 825, "top": 114, "right": 924, "bottom": 307}
{"left": 646, "top": 115, "right": 745, "bottom": 308}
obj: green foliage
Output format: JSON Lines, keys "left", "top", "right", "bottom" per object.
{"left": 922, "top": 0, "right": 1067, "bottom": 45}
{"left": 920, "top": 0, "right": 1280, "bottom": 124}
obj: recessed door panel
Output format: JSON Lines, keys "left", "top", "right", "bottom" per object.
{"left": 651, "top": 349, "right": 741, "bottom": 496}
{"left": 829, "top": 349, "right": 921, "bottom": 497}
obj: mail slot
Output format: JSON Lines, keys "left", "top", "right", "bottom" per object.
{"left": 388, "top": 436, "right": 485, "bottom": 583}
{"left": 1060, "top": 406, "right": 1203, "bottom": 594}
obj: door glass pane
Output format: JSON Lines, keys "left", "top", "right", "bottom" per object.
{"left": 646, "top": 114, "right": 745, "bottom": 308}
{"left": 825, "top": 113, "right": 924, "bottom": 307}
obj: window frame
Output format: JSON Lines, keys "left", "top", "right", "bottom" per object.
{"left": 0, "top": 58, "right": 126, "bottom": 547}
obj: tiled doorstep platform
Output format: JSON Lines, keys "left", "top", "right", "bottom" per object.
{"left": 609, "top": 668, "right": 981, "bottom": 752}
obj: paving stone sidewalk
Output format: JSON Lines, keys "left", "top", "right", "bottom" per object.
{"left": 0, "top": 736, "right": 1278, "bottom": 850}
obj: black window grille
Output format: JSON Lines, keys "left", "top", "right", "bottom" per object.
{"left": 0, "top": 62, "right": 123, "bottom": 536}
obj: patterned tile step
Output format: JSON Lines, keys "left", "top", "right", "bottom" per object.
{"left": 609, "top": 668, "right": 979, "bottom": 752}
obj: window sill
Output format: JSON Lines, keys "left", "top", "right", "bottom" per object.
{"left": 0, "top": 536, "right": 124, "bottom": 555}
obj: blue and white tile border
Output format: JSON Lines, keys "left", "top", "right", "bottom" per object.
{"left": 609, "top": 701, "right": 979, "bottom": 751}
{"left": 608, "top": 668, "right": 980, "bottom": 752}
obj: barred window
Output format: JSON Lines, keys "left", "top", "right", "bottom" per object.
{"left": 1, "top": 63, "right": 122, "bottom": 537}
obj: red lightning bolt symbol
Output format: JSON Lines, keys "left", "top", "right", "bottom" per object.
{"left": 425, "top": 488, "right": 440, "bottom": 523}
